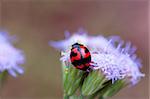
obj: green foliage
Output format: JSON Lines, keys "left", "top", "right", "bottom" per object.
{"left": 82, "top": 70, "right": 106, "bottom": 96}
{"left": 62, "top": 62, "right": 127, "bottom": 99}
{"left": 62, "top": 62, "right": 85, "bottom": 96}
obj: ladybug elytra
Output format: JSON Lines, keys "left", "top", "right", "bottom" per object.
{"left": 70, "top": 43, "right": 92, "bottom": 71}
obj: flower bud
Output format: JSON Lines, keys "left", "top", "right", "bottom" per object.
{"left": 62, "top": 61, "right": 85, "bottom": 96}
{"left": 82, "top": 70, "right": 106, "bottom": 96}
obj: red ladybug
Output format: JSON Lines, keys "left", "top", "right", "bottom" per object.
{"left": 70, "top": 43, "right": 92, "bottom": 71}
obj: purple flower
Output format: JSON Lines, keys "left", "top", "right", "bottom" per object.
{"left": 49, "top": 29, "right": 144, "bottom": 85}
{"left": 0, "top": 32, "right": 25, "bottom": 77}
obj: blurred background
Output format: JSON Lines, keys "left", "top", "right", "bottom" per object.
{"left": 0, "top": 0, "right": 149, "bottom": 99}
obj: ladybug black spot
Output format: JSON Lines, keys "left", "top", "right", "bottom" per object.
{"left": 85, "top": 48, "right": 89, "bottom": 53}
{"left": 71, "top": 51, "right": 77, "bottom": 56}
{"left": 72, "top": 56, "right": 91, "bottom": 66}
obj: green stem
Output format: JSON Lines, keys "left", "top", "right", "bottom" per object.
{"left": 64, "top": 94, "right": 70, "bottom": 99}
{"left": 0, "top": 71, "right": 7, "bottom": 89}
{"left": 80, "top": 95, "right": 84, "bottom": 99}
{"left": 98, "top": 96, "right": 105, "bottom": 99}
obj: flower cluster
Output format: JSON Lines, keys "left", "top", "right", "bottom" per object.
{"left": 0, "top": 32, "right": 25, "bottom": 77}
{"left": 49, "top": 29, "right": 144, "bottom": 98}
{"left": 50, "top": 29, "right": 144, "bottom": 84}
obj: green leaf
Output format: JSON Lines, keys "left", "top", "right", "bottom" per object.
{"left": 0, "top": 71, "right": 8, "bottom": 89}
{"left": 82, "top": 70, "right": 106, "bottom": 96}
{"left": 62, "top": 62, "right": 85, "bottom": 96}
{"left": 98, "top": 80, "right": 127, "bottom": 99}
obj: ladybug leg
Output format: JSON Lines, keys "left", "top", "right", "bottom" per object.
{"left": 90, "top": 61, "right": 100, "bottom": 70}
{"left": 86, "top": 67, "right": 92, "bottom": 73}
{"left": 90, "top": 61, "right": 98, "bottom": 67}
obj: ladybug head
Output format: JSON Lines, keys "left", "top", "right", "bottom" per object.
{"left": 72, "top": 43, "right": 82, "bottom": 48}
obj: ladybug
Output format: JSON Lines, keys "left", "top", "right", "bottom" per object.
{"left": 70, "top": 43, "right": 92, "bottom": 71}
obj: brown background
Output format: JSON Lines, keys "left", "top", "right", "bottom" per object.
{"left": 0, "top": 0, "right": 149, "bottom": 99}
